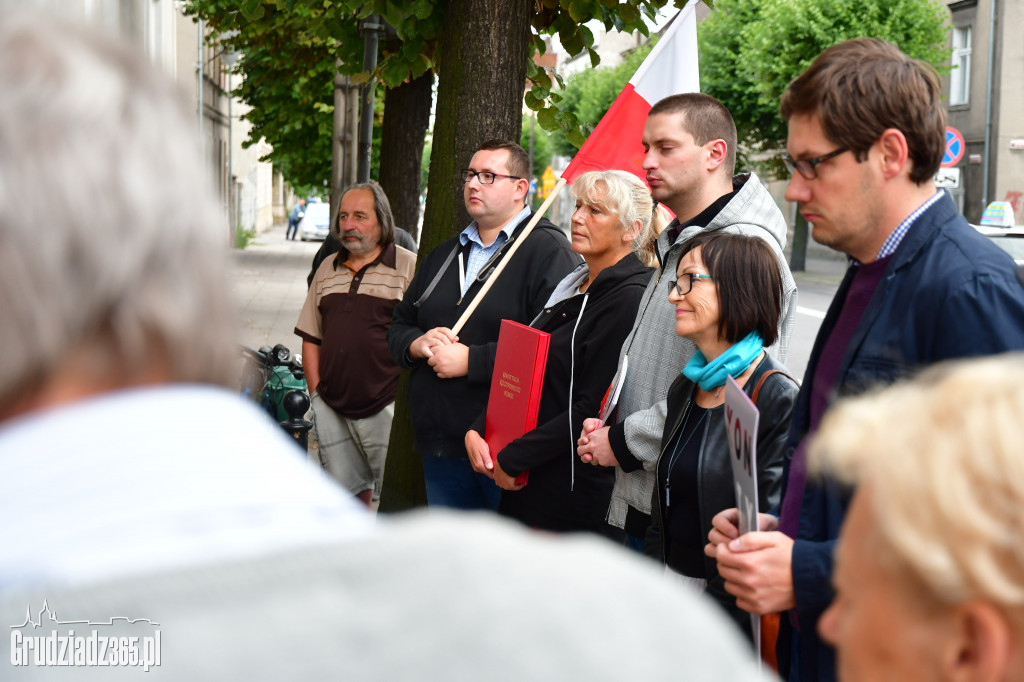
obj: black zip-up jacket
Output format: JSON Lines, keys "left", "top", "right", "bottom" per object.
{"left": 388, "top": 214, "right": 580, "bottom": 458}
{"left": 645, "top": 354, "right": 798, "bottom": 633}
{"left": 473, "top": 252, "right": 653, "bottom": 533}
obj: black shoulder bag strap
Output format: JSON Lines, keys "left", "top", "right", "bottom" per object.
{"left": 414, "top": 213, "right": 532, "bottom": 308}
{"left": 413, "top": 243, "right": 463, "bottom": 308}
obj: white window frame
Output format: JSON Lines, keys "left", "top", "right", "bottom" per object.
{"left": 950, "top": 25, "right": 972, "bottom": 106}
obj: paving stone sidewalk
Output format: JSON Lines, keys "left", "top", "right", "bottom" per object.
{"left": 229, "top": 222, "right": 322, "bottom": 355}
{"left": 229, "top": 222, "right": 326, "bottom": 464}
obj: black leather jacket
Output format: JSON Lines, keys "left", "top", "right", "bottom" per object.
{"left": 645, "top": 353, "right": 798, "bottom": 630}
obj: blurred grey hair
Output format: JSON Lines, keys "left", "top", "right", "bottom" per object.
{"left": 570, "top": 170, "right": 668, "bottom": 267}
{"left": 0, "top": 14, "right": 238, "bottom": 408}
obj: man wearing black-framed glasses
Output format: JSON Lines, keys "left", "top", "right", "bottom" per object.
{"left": 389, "top": 139, "right": 578, "bottom": 511}
{"left": 459, "top": 169, "right": 522, "bottom": 185}
{"left": 708, "top": 38, "right": 1024, "bottom": 682}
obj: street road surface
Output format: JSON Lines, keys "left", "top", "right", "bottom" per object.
{"left": 787, "top": 267, "right": 843, "bottom": 383}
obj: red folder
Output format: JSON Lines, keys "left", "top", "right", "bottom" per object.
{"left": 484, "top": 319, "right": 550, "bottom": 486}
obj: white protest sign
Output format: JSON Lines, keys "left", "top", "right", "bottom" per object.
{"left": 724, "top": 374, "right": 761, "bottom": 658}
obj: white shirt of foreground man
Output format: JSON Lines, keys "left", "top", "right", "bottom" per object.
{"left": 0, "top": 386, "right": 372, "bottom": 593}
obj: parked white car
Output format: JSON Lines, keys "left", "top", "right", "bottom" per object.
{"left": 973, "top": 224, "right": 1024, "bottom": 265}
{"left": 298, "top": 202, "right": 331, "bottom": 241}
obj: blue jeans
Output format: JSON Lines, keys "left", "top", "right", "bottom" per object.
{"left": 421, "top": 454, "right": 501, "bottom": 511}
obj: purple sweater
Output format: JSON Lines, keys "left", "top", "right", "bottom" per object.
{"left": 778, "top": 256, "right": 891, "bottom": 540}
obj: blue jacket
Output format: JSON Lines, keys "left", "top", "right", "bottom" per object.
{"left": 780, "top": 191, "right": 1024, "bottom": 681}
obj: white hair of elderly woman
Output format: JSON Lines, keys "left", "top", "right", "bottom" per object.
{"left": 811, "top": 352, "right": 1024, "bottom": 623}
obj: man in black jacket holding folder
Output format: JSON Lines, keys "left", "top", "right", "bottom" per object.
{"left": 388, "top": 139, "right": 579, "bottom": 511}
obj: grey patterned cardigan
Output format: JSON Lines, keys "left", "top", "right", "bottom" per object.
{"left": 605, "top": 172, "right": 797, "bottom": 534}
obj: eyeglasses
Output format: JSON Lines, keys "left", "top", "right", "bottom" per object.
{"left": 782, "top": 147, "right": 849, "bottom": 180}
{"left": 461, "top": 169, "right": 522, "bottom": 185}
{"left": 667, "top": 273, "right": 715, "bottom": 297}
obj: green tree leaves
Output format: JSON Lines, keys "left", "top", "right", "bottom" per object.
{"left": 700, "top": 0, "right": 950, "bottom": 178}
{"left": 186, "top": 0, "right": 690, "bottom": 190}
{"left": 527, "top": 0, "right": 679, "bottom": 146}
{"left": 541, "top": 43, "right": 651, "bottom": 155}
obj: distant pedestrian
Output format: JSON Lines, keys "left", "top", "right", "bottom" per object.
{"left": 287, "top": 198, "right": 306, "bottom": 240}
{"left": 295, "top": 182, "right": 415, "bottom": 508}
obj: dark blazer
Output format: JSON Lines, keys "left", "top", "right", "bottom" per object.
{"left": 780, "top": 191, "right": 1024, "bottom": 682}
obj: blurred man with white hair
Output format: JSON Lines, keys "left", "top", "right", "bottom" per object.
{"left": 0, "top": 12, "right": 369, "bottom": 593}
{"left": 810, "top": 354, "right": 1024, "bottom": 682}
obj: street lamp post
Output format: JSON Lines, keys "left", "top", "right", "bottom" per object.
{"left": 357, "top": 15, "right": 385, "bottom": 183}
{"left": 222, "top": 47, "right": 240, "bottom": 245}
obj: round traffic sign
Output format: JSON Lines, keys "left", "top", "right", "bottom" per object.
{"left": 943, "top": 126, "right": 964, "bottom": 167}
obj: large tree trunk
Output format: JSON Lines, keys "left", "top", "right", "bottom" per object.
{"left": 420, "top": 0, "right": 532, "bottom": 255}
{"left": 378, "top": 70, "right": 433, "bottom": 242}
{"left": 378, "top": 0, "right": 533, "bottom": 513}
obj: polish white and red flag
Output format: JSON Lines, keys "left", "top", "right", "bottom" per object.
{"left": 561, "top": 0, "right": 700, "bottom": 185}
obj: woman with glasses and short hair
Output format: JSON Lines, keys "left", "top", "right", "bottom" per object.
{"left": 465, "top": 170, "right": 664, "bottom": 535}
{"left": 646, "top": 231, "right": 798, "bottom": 637}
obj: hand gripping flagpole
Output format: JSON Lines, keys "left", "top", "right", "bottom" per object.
{"left": 451, "top": 177, "right": 567, "bottom": 335}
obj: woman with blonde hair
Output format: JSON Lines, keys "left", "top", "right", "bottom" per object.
{"left": 465, "top": 170, "right": 662, "bottom": 534}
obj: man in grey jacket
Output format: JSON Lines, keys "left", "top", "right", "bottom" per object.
{"left": 577, "top": 93, "right": 797, "bottom": 548}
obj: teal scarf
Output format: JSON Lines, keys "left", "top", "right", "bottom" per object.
{"left": 682, "top": 331, "right": 764, "bottom": 391}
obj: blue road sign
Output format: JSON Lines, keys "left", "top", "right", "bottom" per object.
{"left": 943, "top": 127, "right": 965, "bottom": 167}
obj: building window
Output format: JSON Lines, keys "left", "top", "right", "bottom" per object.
{"left": 950, "top": 25, "right": 971, "bottom": 106}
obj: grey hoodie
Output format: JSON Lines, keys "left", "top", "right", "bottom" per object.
{"left": 606, "top": 172, "right": 797, "bottom": 531}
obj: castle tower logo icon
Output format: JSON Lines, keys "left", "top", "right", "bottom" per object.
{"left": 10, "top": 600, "right": 161, "bottom": 671}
